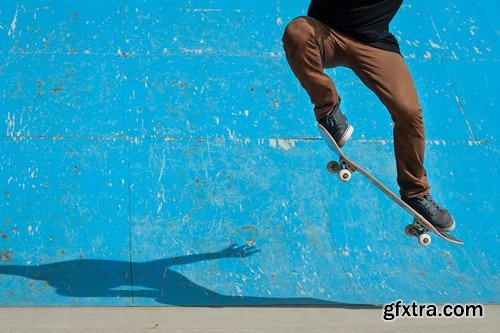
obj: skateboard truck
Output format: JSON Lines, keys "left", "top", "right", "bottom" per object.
{"left": 404, "top": 220, "right": 432, "bottom": 246}
{"left": 327, "top": 159, "right": 355, "bottom": 182}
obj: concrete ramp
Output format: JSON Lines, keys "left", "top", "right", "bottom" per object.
{"left": 0, "top": 1, "right": 498, "bottom": 305}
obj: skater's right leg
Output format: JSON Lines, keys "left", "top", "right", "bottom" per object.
{"left": 282, "top": 16, "right": 353, "bottom": 147}
{"left": 346, "top": 40, "right": 455, "bottom": 231}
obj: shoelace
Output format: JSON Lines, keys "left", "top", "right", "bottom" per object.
{"left": 422, "top": 196, "right": 444, "bottom": 214}
{"left": 325, "top": 114, "right": 337, "bottom": 127}
{"left": 325, "top": 110, "right": 346, "bottom": 128}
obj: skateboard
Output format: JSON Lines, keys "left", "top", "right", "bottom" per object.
{"left": 318, "top": 124, "right": 463, "bottom": 247}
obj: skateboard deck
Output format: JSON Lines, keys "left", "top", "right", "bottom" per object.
{"left": 318, "top": 124, "right": 463, "bottom": 246}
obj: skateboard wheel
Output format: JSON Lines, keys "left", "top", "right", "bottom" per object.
{"left": 327, "top": 161, "right": 340, "bottom": 173}
{"left": 338, "top": 169, "right": 352, "bottom": 182}
{"left": 404, "top": 224, "right": 415, "bottom": 237}
{"left": 418, "top": 233, "right": 431, "bottom": 246}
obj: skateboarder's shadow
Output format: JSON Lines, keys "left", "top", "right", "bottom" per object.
{"left": 0, "top": 244, "right": 341, "bottom": 306}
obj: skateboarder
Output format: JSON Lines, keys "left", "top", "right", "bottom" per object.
{"left": 282, "top": 0, "right": 455, "bottom": 232}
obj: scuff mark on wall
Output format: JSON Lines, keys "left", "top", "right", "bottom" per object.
{"left": 7, "top": 5, "right": 18, "bottom": 37}
{"left": 268, "top": 139, "right": 297, "bottom": 150}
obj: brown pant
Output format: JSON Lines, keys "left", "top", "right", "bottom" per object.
{"left": 282, "top": 16, "right": 430, "bottom": 199}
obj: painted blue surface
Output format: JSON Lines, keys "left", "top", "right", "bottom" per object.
{"left": 0, "top": 1, "right": 498, "bottom": 306}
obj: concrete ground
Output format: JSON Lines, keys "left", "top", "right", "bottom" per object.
{"left": 0, "top": 305, "right": 497, "bottom": 333}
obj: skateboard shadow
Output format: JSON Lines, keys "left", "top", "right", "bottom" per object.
{"left": 0, "top": 244, "right": 374, "bottom": 308}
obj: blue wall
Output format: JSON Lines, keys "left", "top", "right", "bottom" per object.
{"left": 0, "top": 1, "right": 498, "bottom": 306}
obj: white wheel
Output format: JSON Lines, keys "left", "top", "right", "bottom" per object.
{"left": 418, "top": 233, "right": 431, "bottom": 246}
{"left": 327, "top": 161, "right": 340, "bottom": 173}
{"left": 405, "top": 224, "right": 415, "bottom": 237}
{"left": 338, "top": 169, "right": 352, "bottom": 182}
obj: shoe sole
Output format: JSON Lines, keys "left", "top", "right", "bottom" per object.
{"left": 338, "top": 125, "right": 354, "bottom": 148}
{"left": 434, "top": 217, "right": 456, "bottom": 233}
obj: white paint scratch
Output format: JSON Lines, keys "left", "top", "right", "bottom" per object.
{"left": 226, "top": 128, "right": 236, "bottom": 139}
{"left": 8, "top": 5, "right": 18, "bottom": 37}
{"left": 5, "top": 112, "right": 15, "bottom": 137}
{"left": 428, "top": 39, "right": 443, "bottom": 49}
{"left": 158, "top": 150, "right": 166, "bottom": 182}
{"left": 157, "top": 202, "right": 163, "bottom": 214}
{"left": 278, "top": 139, "right": 296, "bottom": 150}
{"left": 269, "top": 139, "right": 297, "bottom": 150}
{"left": 269, "top": 139, "right": 277, "bottom": 149}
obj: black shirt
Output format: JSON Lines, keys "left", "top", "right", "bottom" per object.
{"left": 307, "top": 0, "right": 403, "bottom": 53}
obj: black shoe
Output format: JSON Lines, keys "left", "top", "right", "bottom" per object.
{"left": 317, "top": 103, "right": 354, "bottom": 148}
{"left": 401, "top": 194, "right": 455, "bottom": 232}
